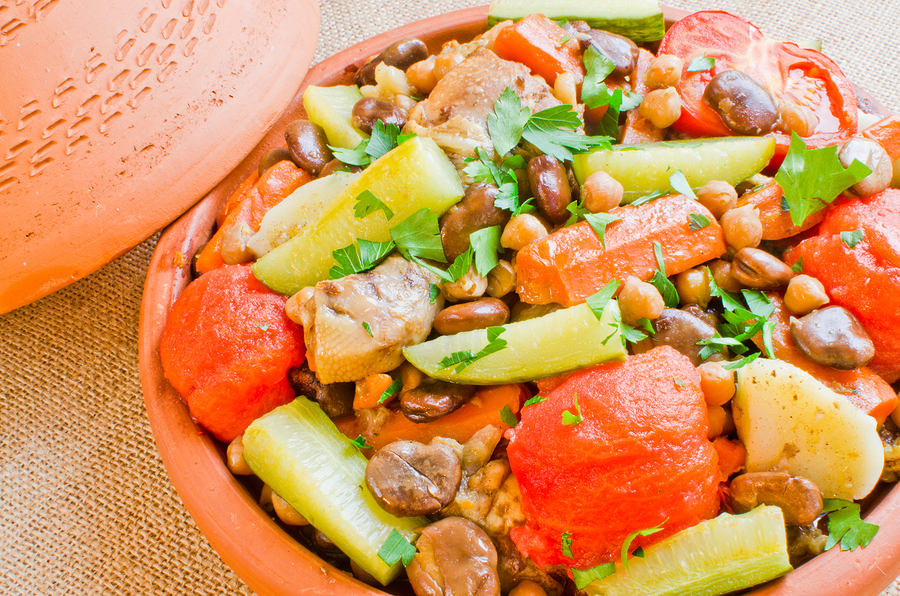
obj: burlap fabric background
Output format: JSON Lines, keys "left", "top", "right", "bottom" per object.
{"left": 1, "top": 0, "right": 898, "bottom": 594}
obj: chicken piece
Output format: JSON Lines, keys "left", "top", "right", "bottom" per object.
{"left": 297, "top": 255, "right": 443, "bottom": 383}
{"left": 404, "top": 50, "right": 560, "bottom": 167}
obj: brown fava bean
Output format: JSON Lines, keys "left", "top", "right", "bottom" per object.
{"left": 356, "top": 38, "right": 429, "bottom": 87}
{"left": 585, "top": 30, "right": 638, "bottom": 76}
{"left": 258, "top": 146, "right": 293, "bottom": 177}
{"left": 400, "top": 378, "right": 477, "bottom": 423}
{"left": 285, "top": 120, "right": 333, "bottom": 176}
{"left": 528, "top": 155, "right": 572, "bottom": 224}
{"left": 318, "top": 158, "right": 362, "bottom": 179}
{"left": 439, "top": 184, "right": 510, "bottom": 261}
{"left": 729, "top": 472, "right": 823, "bottom": 526}
{"left": 790, "top": 306, "right": 875, "bottom": 370}
{"left": 434, "top": 298, "right": 510, "bottom": 336}
{"left": 703, "top": 70, "right": 778, "bottom": 136}
{"left": 732, "top": 247, "right": 793, "bottom": 289}
{"left": 407, "top": 517, "right": 501, "bottom": 596}
{"left": 288, "top": 363, "right": 354, "bottom": 418}
{"left": 351, "top": 97, "right": 408, "bottom": 134}
{"left": 635, "top": 308, "right": 722, "bottom": 366}
{"left": 365, "top": 440, "right": 462, "bottom": 517}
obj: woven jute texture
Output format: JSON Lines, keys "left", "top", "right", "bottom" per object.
{"left": 1, "top": 1, "right": 898, "bottom": 595}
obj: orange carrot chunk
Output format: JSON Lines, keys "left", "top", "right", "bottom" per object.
{"left": 861, "top": 114, "right": 900, "bottom": 161}
{"left": 736, "top": 180, "right": 827, "bottom": 241}
{"left": 494, "top": 14, "right": 585, "bottom": 87}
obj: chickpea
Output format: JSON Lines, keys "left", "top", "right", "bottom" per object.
{"left": 708, "top": 259, "right": 743, "bottom": 293}
{"left": 696, "top": 180, "right": 738, "bottom": 220}
{"left": 618, "top": 276, "right": 665, "bottom": 326}
{"left": 486, "top": 259, "right": 516, "bottom": 298}
{"left": 510, "top": 580, "right": 548, "bottom": 596}
{"left": 500, "top": 213, "right": 549, "bottom": 251}
{"left": 708, "top": 404, "right": 726, "bottom": 439}
{"left": 433, "top": 52, "right": 464, "bottom": 81}
{"left": 553, "top": 72, "right": 577, "bottom": 106}
{"left": 442, "top": 264, "right": 487, "bottom": 301}
{"left": 699, "top": 362, "right": 736, "bottom": 407}
{"left": 720, "top": 204, "right": 762, "bottom": 250}
{"left": 226, "top": 435, "right": 253, "bottom": 475}
{"left": 581, "top": 171, "right": 624, "bottom": 213}
{"left": 638, "top": 88, "right": 682, "bottom": 129}
{"left": 272, "top": 491, "right": 310, "bottom": 526}
{"left": 406, "top": 57, "right": 437, "bottom": 94}
{"left": 644, "top": 54, "right": 683, "bottom": 88}
{"left": 675, "top": 267, "right": 711, "bottom": 307}
{"left": 778, "top": 102, "right": 818, "bottom": 137}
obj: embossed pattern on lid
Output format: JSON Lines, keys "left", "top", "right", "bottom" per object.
{"left": 0, "top": 0, "right": 319, "bottom": 313}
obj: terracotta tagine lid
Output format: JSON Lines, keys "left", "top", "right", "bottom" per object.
{"left": 0, "top": 0, "right": 319, "bottom": 314}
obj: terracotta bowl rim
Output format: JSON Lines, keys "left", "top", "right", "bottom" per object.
{"left": 138, "top": 5, "right": 900, "bottom": 596}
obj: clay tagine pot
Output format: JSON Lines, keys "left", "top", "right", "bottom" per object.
{"left": 139, "top": 5, "right": 900, "bottom": 596}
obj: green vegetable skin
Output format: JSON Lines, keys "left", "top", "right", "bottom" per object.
{"left": 242, "top": 397, "right": 427, "bottom": 586}
{"left": 572, "top": 137, "right": 776, "bottom": 203}
{"left": 584, "top": 506, "right": 792, "bottom": 596}
{"left": 487, "top": 0, "right": 665, "bottom": 42}
{"left": 303, "top": 84, "right": 369, "bottom": 149}
{"left": 253, "top": 136, "right": 464, "bottom": 295}
{"left": 403, "top": 300, "right": 626, "bottom": 384}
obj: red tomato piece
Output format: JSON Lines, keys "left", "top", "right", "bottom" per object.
{"left": 508, "top": 347, "right": 720, "bottom": 570}
{"left": 160, "top": 264, "right": 306, "bottom": 442}
{"left": 658, "top": 11, "right": 857, "bottom": 169}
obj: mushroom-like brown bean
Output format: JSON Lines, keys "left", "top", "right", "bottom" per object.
{"left": 434, "top": 298, "right": 510, "bottom": 336}
{"left": 317, "top": 158, "right": 362, "bottom": 179}
{"left": 406, "top": 517, "right": 501, "bottom": 596}
{"left": 356, "top": 38, "right": 429, "bottom": 87}
{"left": 584, "top": 30, "right": 638, "bottom": 76}
{"left": 731, "top": 247, "right": 794, "bottom": 289}
{"left": 790, "top": 306, "right": 875, "bottom": 370}
{"left": 288, "top": 364, "right": 354, "bottom": 418}
{"left": 703, "top": 70, "right": 778, "bottom": 136}
{"left": 399, "top": 378, "right": 477, "bottom": 423}
{"left": 527, "top": 155, "right": 572, "bottom": 224}
{"left": 838, "top": 137, "right": 893, "bottom": 197}
{"left": 285, "top": 120, "right": 333, "bottom": 176}
{"left": 258, "top": 146, "right": 293, "bottom": 177}
{"left": 365, "top": 440, "right": 462, "bottom": 517}
{"left": 634, "top": 307, "right": 722, "bottom": 366}
{"left": 351, "top": 97, "right": 408, "bottom": 134}
{"left": 439, "top": 184, "right": 510, "bottom": 261}
{"left": 729, "top": 472, "right": 823, "bottom": 526}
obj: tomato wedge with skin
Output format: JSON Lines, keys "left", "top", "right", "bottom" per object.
{"left": 658, "top": 11, "right": 857, "bottom": 168}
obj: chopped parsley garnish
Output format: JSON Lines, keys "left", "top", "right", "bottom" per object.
{"left": 723, "top": 352, "right": 761, "bottom": 370}
{"left": 362, "top": 321, "right": 374, "bottom": 337}
{"left": 562, "top": 393, "right": 583, "bottom": 426}
{"left": 439, "top": 326, "right": 508, "bottom": 373}
{"left": 353, "top": 190, "right": 394, "bottom": 220}
{"left": 258, "top": 324, "right": 270, "bottom": 331}
{"left": 329, "top": 239, "right": 395, "bottom": 279}
{"left": 378, "top": 376, "right": 403, "bottom": 404}
{"left": 674, "top": 378, "right": 685, "bottom": 387}
{"left": 470, "top": 225, "right": 502, "bottom": 277}
{"left": 631, "top": 188, "right": 664, "bottom": 207}
{"left": 397, "top": 132, "right": 417, "bottom": 145}
{"left": 523, "top": 395, "right": 547, "bottom": 407}
{"left": 703, "top": 271, "right": 778, "bottom": 361}
{"left": 841, "top": 229, "right": 865, "bottom": 248}
{"left": 791, "top": 257, "right": 804, "bottom": 274}
{"left": 572, "top": 563, "right": 616, "bottom": 590}
{"left": 581, "top": 46, "right": 643, "bottom": 138}
{"left": 415, "top": 246, "right": 473, "bottom": 284}
{"left": 584, "top": 212, "right": 621, "bottom": 248}
{"left": 377, "top": 529, "right": 417, "bottom": 566}
{"left": 823, "top": 499, "right": 879, "bottom": 551}
{"left": 605, "top": 303, "right": 650, "bottom": 345}
{"left": 687, "top": 52, "right": 715, "bottom": 72}
{"left": 586, "top": 279, "right": 621, "bottom": 321}
{"left": 330, "top": 121, "right": 404, "bottom": 167}
{"left": 561, "top": 531, "right": 574, "bottom": 558}
{"left": 668, "top": 169, "right": 697, "bottom": 201}
{"left": 499, "top": 404, "right": 519, "bottom": 428}
{"left": 775, "top": 132, "right": 871, "bottom": 226}
{"left": 390, "top": 208, "right": 447, "bottom": 262}
{"left": 621, "top": 520, "right": 666, "bottom": 569}
{"left": 688, "top": 213, "right": 712, "bottom": 231}
{"left": 464, "top": 146, "right": 523, "bottom": 213}
{"left": 350, "top": 435, "right": 372, "bottom": 450}
{"left": 648, "top": 242, "right": 680, "bottom": 308}
{"left": 488, "top": 87, "right": 531, "bottom": 157}
{"left": 635, "top": 317, "right": 656, "bottom": 336}
{"left": 429, "top": 283, "right": 440, "bottom": 303}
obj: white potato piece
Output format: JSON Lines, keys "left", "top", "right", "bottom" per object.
{"left": 733, "top": 358, "right": 883, "bottom": 501}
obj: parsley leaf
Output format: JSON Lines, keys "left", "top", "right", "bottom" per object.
{"left": 488, "top": 87, "right": 531, "bottom": 156}
{"left": 688, "top": 213, "right": 712, "bottom": 230}
{"left": 414, "top": 245, "right": 473, "bottom": 283}
{"left": 561, "top": 531, "right": 574, "bottom": 558}
{"left": 584, "top": 212, "right": 621, "bottom": 248}
{"left": 397, "top": 132, "right": 417, "bottom": 145}
{"left": 499, "top": 404, "right": 518, "bottom": 428}
{"left": 365, "top": 120, "right": 401, "bottom": 161}
{"left": 350, "top": 435, "right": 372, "bottom": 450}
{"left": 439, "top": 326, "right": 508, "bottom": 373}
{"left": 582, "top": 46, "right": 617, "bottom": 109}
{"left": 841, "top": 229, "right": 865, "bottom": 248}
{"left": 631, "top": 188, "right": 663, "bottom": 207}
{"left": 687, "top": 52, "right": 716, "bottom": 72}
{"left": 562, "top": 393, "right": 583, "bottom": 426}
{"left": 775, "top": 132, "right": 871, "bottom": 226}
{"left": 823, "top": 499, "right": 879, "bottom": 551}
{"left": 362, "top": 321, "right": 374, "bottom": 337}
{"left": 523, "top": 395, "right": 547, "bottom": 407}
{"left": 621, "top": 520, "right": 666, "bottom": 569}
{"left": 522, "top": 104, "right": 612, "bottom": 162}
{"left": 470, "top": 225, "right": 502, "bottom": 277}
{"left": 791, "top": 257, "right": 804, "bottom": 274}
{"left": 330, "top": 141, "right": 371, "bottom": 167}
{"left": 258, "top": 324, "right": 270, "bottom": 331}
{"left": 648, "top": 242, "right": 679, "bottom": 308}
{"left": 390, "top": 209, "right": 446, "bottom": 262}
{"left": 723, "top": 352, "right": 761, "bottom": 370}
{"left": 353, "top": 190, "right": 394, "bottom": 220}
{"left": 573, "top": 563, "right": 616, "bottom": 590}
{"left": 674, "top": 378, "right": 685, "bottom": 387}
{"left": 377, "top": 529, "right": 417, "bottom": 566}
{"left": 464, "top": 147, "right": 522, "bottom": 213}
{"left": 378, "top": 376, "right": 403, "bottom": 404}
{"left": 585, "top": 280, "right": 621, "bottom": 321}
{"left": 429, "top": 283, "right": 440, "bottom": 303}
{"left": 669, "top": 169, "right": 697, "bottom": 200}
{"left": 329, "top": 239, "right": 395, "bottom": 279}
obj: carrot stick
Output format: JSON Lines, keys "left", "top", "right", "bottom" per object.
{"left": 353, "top": 373, "right": 395, "bottom": 410}
{"left": 861, "top": 114, "right": 900, "bottom": 161}
{"left": 620, "top": 49, "right": 665, "bottom": 144}
{"left": 516, "top": 193, "right": 727, "bottom": 306}
{"left": 736, "top": 180, "right": 825, "bottom": 240}
{"left": 494, "top": 14, "right": 585, "bottom": 86}
{"left": 217, "top": 172, "right": 260, "bottom": 227}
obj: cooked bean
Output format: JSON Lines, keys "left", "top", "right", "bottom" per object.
{"left": 581, "top": 171, "right": 624, "bottom": 213}
{"left": 585, "top": 29, "right": 638, "bottom": 76}
{"left": 439, "top": 184, "right": 509, "bottom": 261}
{"left": 399, "top": 378, "right": 477, "bottom": 423}
{"left": 226, "top": 435, "right": 253, "bottom": 475}
{"left": 351, "top": 97, "right": 407, "bottom": 134}
{"left": 258, "top": 146, "right": 293, "bottom": 177}
{"left": 356, "top": 38, "right": 429, "bottom": 86}
{"left": 510, "top": 302, "right": 562, "bottom": 323}
{"left": 778, "top": 102, "right": 818, "bottom": 137}
{"left": 310, "top": 527, "right": 347, "bottom": 561}
{"left": 790, "top": 306, "right": 875, "bottom": 369}
{"left": 730, "top": 472, "right": 823, "bottom": 526}
{"left": 553, "top": 72, "right": 577, "bottom": 106}
{"left": 365, "top": 440, "right": 462, "bottom": 516}
{"left": 528, "top": 155, "right": 572, "bottom": 224}
{"left": 272, "top": 491, "right": 309, "bottom": 526}
{"left": 838, "top": 137, "right": 893, "bottom": 197}
{"left": 433, "top": 52, "right": 465, "bottom": 81}
{"left": 486, "top": 260, "right": 516, "bottom": 299}
{"left": 675, "top": 267, "right": 712, "bottom": 308}
{"left": 407, "top": 57, "right": 438, "bottom": 94}
{"left": 434, "top": 298, "right": 509, "bottom": 335}
{"left": 288, "top": 363, "right": 354, "bottom": 418}
{"left": 618, "top": 276, "right": 664, "bottom": 326}
{"left": 399, "top": 362, "right": 425, "bottom": 392}
{"left": 698, "top": 361, "right": 735, "bottom": 406}
{"left": 708, "top": 259, "right": 743, "bottom": 292}
{"left": 682, "top": 304, "right": 719, "bottom": 329}
{"left": 645, "top": 54, "right": 683, "bottom": 89}
{"left": 317, "top": 158, "right": 362, "bottom": 179}
{"left": 442, "top": 264, "right": 488, "bottom": 301}
{"left": 696, "top": 180, "right": 737, "bottom": 220}
{"left": 406, "top": 517, "right": 501, "bottom": 596}
{"left": 285, "top": 120, "right": 332, "bottom": 176}
{"left": 732, "top": 247, "right": 793, "bottom": 289}
{"left": 635, "top": 308, "right": 722, "bottom": 366}
{"left": 784, "top": 275, "right": 829, "bottom": 315}
{"left": 707, "top": 405, "right": 726, "bottom": 439}
{"left": 500, "top": 214, "right": 549, "bottom": 251}
{"left": 721, "top": 204, "right": 762, "bottom": 250}
{"left": 509, "top": 580, "right": 548, "bottom": 596}
{"left": 703, "top": 70, "right": 778, "bottom": 136}
{"left": 639, "top": 88, "right": 682, "bottom": 129}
